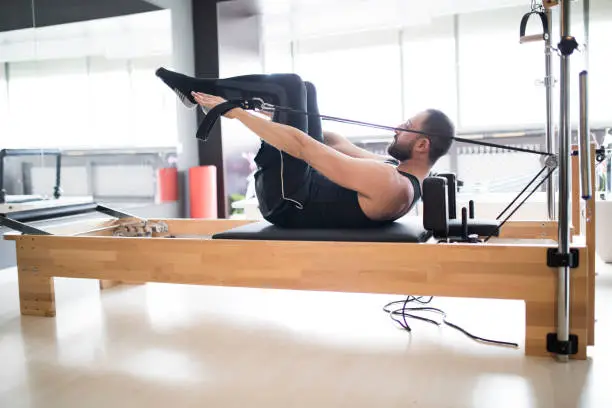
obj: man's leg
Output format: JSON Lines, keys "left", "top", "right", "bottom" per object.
{"left": 249, "top": 76, "right": 314, "bottom": 222}
{"left": 304, "top": 81, "right": 323, "bottom": 142}
{"left": 156, "top": 68, "right": 322, "bottom": 224}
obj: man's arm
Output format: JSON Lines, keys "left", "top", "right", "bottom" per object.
{"left": 230, "top": 108, "right": 400, "bottom": 199}
{"left": 323, "top": 130, "right": 391, "bottom": 161}
{"left": 247, "top": 103, "right": 389, "bottom": 161}
{"left": 191, "top": 92, "right": 402, "bottom": 199}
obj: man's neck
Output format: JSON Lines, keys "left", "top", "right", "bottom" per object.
{"left": 395, "top": 160, "right": 431, "bottom": 181}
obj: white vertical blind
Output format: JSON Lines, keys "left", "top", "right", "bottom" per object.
{"left": 4, "top": 54, "right": 175, "bottom": 149}
{"left": 401, "top": 15, "right": 458, "bottom": 125}
{"left": 586, "top": 2, "right": 612, "bottom": 126}
{"left": 457, "top": 6, "right": 547, "bottom": 130}
{"left": 130, "top": 56, "right": 178, "bottom": 148}
{"left": 260, "top": 1, "right": 612, "bottom": 135}
{"left": 7, "top": 58, "right": 90, "bottom": 149}
{"left": 294, "top": 31, "right": 403, "bottom": 137}
{"left": 88, "top": 57, "right": 132, "bottom": 148}
{"left": 262, "top": 41, "right": 293, "bottom": 74}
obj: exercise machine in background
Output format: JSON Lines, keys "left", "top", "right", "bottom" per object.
{"left": 0, "top": 148, "right": 137, "bottom": 237}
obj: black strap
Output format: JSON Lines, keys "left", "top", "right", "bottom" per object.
{"left": 196, "top": 98, "right": 264, "bottom": 141}
{"left": 519, "top": 11, "right": 549, "bottom": 42}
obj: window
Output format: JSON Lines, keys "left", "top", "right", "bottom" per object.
{"left": 128, "top": 56, "right": 177, "bottom": 148}
{"left": 262, "top": 40, "right": 293, "bottom": 74}
{"left": 587, "top": 2, "right": 612, "bottom": 126}
{"left": 5, "top": 55, "right": 176, "bottom": 149}
{"left": 457, "top": 6, "right": 548, "bottom": 130}
{"left": 294, "top": 31, "right": 403, "bottom": 138}
{"left": 88, "top": 57, "right": 132, "bottom": 148}
{"left": 7, "top": 58, "right": 90, "bottom": 149}
{"left": 401, "top": 15, "right": 457, "bottom": 124}
{"left": 1, "top": 10, "right": 175, "bottom": 150}
{"left": 401, "top": 15, "right": 457, "bottom": 174}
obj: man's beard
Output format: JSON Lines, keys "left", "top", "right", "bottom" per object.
{"left": 387, "top": 138, "right": 412, "bottom": 161}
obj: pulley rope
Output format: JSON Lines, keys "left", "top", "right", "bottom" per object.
{"left": 264, "top": 103, "right": 555, "bottom": 157}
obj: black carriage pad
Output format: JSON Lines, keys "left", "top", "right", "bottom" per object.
{"left": 212, "top": 217, "right": 432, "bottom": 243}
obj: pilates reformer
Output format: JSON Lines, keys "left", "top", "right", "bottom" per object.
{"left": 0, "top": 150, "right": 595, "bottom": 359}
{"left": 0, "top": 0, "right": 598, "bottom": 361}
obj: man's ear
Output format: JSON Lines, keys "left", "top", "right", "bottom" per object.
{"left": 416, "top": 137, "right": 430, "bottom": 152}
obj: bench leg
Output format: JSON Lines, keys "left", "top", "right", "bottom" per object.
{"left": 525, "top": 265, "right": 589, "bottom": 360}
{"left": 99, "top": 280, "right": 144, "bottom": 290}
{"left": 18, "top": 269, "right": 56, "bottom": 317}
{"left": 99, "top": 280, "right": 122, "bottom": 290}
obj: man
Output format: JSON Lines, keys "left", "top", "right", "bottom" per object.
{"left": 156, "top": 68, "right": 454, "bottom": 229}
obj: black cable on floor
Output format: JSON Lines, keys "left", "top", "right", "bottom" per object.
{"left": 382, "top": 296, "right": 519, "bottom": 348}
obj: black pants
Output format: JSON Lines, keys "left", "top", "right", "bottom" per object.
{"left": 208, "top": 73, "right": 323, "bottom": 221}
{"left": 252, "top": 76, "right": 323, "bottom": 222}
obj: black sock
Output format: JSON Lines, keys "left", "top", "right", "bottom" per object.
{"left": 155, "top": 67, "right": 219, "bottom": 108}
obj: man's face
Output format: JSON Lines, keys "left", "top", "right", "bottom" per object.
{"left": 387, "top": 112, "right": 429, "bottom": 162}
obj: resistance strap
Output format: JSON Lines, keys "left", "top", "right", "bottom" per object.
{"left": 197, "top": 97, "right": 554, "bottom": 158}
{"left": 196, "top": 99, "right": 263, "bottom": 142}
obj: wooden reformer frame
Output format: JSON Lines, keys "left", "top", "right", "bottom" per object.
{"left": 2, "top": 144, "right": 597, "bottom": 360}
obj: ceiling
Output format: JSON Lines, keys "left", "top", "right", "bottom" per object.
{"left": 217, "top": 0, "right": 533, "bottom": 41}
{"left": 218, "top": 0, "right": 532, "bottom": 18}
{"left": 0, "top": 0, "right": 161, "bottom": 33}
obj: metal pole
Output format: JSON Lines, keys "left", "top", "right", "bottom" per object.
{"left": 545, "top": 7, "right": 556, "bottom": 220}
{"left": 0, "top": 150, "right": 5, "bottom": 204}
{"left": 579, "top": 71, "right": 592, "bottom": 200}
{"left": 584, "top": 0, "right": 590, "bottom": 71}
{"left": 54, "top": 154, "right": 62, "bottom": 199}
{"left": 557, "top": 0, "right": 572, "bottom": 363}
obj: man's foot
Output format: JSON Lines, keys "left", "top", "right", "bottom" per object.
{"left": 155, "top": 67, "right": 219, "bottom": 108}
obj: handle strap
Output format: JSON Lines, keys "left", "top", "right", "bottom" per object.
{"left": 196, "top": 98, "right": 264, "bottom": 142}
{"left": 519, "top": 11, "right": 549, "bottom": 43}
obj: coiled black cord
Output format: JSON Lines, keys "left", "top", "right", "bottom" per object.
{"left": 383, "top": 296, "right": 519, "bottom": 348}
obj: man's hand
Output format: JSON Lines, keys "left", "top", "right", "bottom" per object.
{"left": 191, "top": 92, "right": 240, "bottom": 119}
{"left": 191, "top": 91, "right": 273, "bottom": 120}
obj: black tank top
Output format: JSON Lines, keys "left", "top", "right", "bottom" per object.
{"left": 275, "top": 167, "right": 422, "bottom": 229}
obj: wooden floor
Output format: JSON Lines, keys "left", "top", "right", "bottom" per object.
{"left": 1, "top": 257, "right": 611, "bottom": 408}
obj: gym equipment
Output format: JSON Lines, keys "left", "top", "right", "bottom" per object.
{"left": 1, "top": 0, "right": 596, "bottom": 362}
{"left": 519, "top": 1, "right": 557, "bottom": 220}
{"left": 1, "top": 162, "right": 592, "bottom": 359}
{"left": 0, "top": 149, "right": 62, "bottom": 205}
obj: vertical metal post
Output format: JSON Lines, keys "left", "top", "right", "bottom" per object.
{"left": 545, "top": 7, "right": 556, "bottom": 220}
{"left": 579, "top": 72, "right": 592, "bottom": 200}
{"left": 53, "top": 153, "right": 62, "bottom": 199}
{"left": 556, "top": 0, "right": 572, "bottom": 363}
{"left": 0, "top": 150, "right": 5, "bottom": 204}
{"left": 584, "top": 0, "right": 590, "bottom": 71}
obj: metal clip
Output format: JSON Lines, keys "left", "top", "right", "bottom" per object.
{"left": 544, "top": 154, "right": 559, "bottom": 170}
{"left": 251, "top": 98, "right": 276, "bottom": 114}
